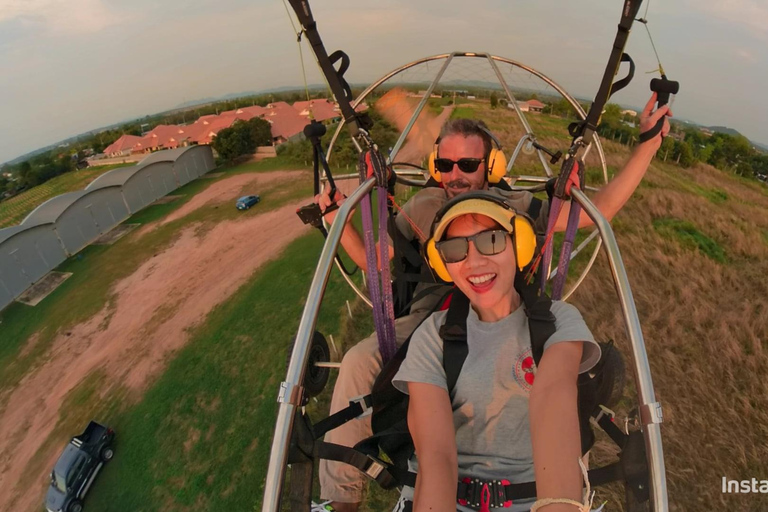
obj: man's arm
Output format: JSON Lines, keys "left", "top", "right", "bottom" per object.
{"left": 529, "top": 340, "right": 584, "bottom": 512}
{"left": 314, "top": 183, "right": 395, "bottom": 272}
{"left": 407, "top": 381, "right": 458, "bottom": 512}
{"left": 553, "top": 92, "right": 672, "bottom": 232}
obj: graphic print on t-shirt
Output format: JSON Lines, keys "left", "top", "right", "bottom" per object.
{"left": 513, "top": 347, "right": 536, "bottom": 392}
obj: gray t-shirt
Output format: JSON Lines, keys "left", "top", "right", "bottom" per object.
{"left": 392, "top": 301, "right": 599, "bottom": 511}
{"left": 393, "top": 187, "right": 550, "bottom": 315}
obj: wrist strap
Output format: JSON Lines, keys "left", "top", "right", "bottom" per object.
{"left": 530, "top": 458, "right": 595, "bottom": 512}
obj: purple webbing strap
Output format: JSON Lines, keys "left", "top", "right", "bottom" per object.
{"left": 377, "top": 186, "right": 397, "bottom": 361}
{"left": 551, "top": 199, "right": 581, "bottom": 300}
{"left": 357, "top": 151, "right": 397, "bottom": 363}
{"left": 539, "top": 196, "right": 564, "bottom": 294}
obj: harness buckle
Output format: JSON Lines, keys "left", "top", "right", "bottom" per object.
{"left": 349, "top": 394, "right": 372, "bottom": 418}
{"left": 363, "top": 455, "right": 385, "bottom": 480}
{"left": 457, "top": 477, "right": 512, "bottom": 509}
{"left": 594, "top": 404, "right": 616, "bottom": 423}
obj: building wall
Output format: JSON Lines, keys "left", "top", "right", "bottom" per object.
{"left": 0, "top": 225, "right": 67, "bottom": 310}
{"left": 175, "top": 145, "right": 214, "bottom": 183}
{"left": 86, "top": 187, "right": 130, "bottom": 233}
{"left": 56, "top": 202, "right": 100, "bottom": 255}
{"left": 55, "top": 188, "right": 130, "bottom": 254}
{"left": 0, "top": 278, "right": 12, "bottom": 312}
{"left": 0, "top": 246, "right": 31, "bottom": 308}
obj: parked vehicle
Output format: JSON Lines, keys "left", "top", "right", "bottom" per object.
{"left": 45, "top": 421, "right": 115, "bottom": 512}
{"left": 236, "top": 195, "right": 260, "bottom": 210}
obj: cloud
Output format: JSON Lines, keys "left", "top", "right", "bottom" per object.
{"left": 736, "top": 47, "right": 757, "bottom": 63}
{"left": 0, "top": 0, "right": 124, "bottom": 36}
{"left": 688, "top": 0, "right": 768, "bottom": 40}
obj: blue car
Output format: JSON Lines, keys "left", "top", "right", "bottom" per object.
{"left": 236, "top": 195, "right": 260, "bottom": 210}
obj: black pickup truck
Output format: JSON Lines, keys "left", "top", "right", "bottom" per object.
{"left": 45, "top": 421, "right": 115, "bottom": 512}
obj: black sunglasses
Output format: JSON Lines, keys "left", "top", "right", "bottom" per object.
{"left": 434, "top": 157, "right": 485, "bottom": 174}
{"left": 435, "top": 229, "right": 510, "bottom": 263}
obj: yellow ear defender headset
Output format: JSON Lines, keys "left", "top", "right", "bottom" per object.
{"left": 427, "top": 122, "right": 508, "bottom": 184}
{"left": 424, "top": 191, "right": 537, "bottom": 282}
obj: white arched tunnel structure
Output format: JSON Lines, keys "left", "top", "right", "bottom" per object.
{"left": 0, "top": 145, "right": 215, "bottom": 312}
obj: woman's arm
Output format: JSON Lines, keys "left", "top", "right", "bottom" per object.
{"left": 529, "top": 340, "right": 584, "bottom": 511}
{"left": 408, "top": 381, "right": 458, "bottom": 512}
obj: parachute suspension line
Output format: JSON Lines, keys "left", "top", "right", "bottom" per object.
{"left": 281, "top": 0, "right": 313, "bottom": 107}
{"left": 636, "top": 0, "right": 666, "bottom": 76}
{"left": 387, "top": 193, "right": 427, "bottom": 243}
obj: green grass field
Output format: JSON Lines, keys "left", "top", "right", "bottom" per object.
{"left": 0, "top": 163, "right": 136, "bottom": 228}
{"left": 84, "top": 233, "right": 358, "bottom": 511}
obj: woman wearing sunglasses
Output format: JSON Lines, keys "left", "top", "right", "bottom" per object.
{"left": 392, "top": 191, "right": 601, "bottom": 512}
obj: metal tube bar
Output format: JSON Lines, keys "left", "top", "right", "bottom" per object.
{"left": 508, "top": 134, "right": 535, "bottom": 172}
{"left": 562, "top": 237, "right": 602, "bottom": 302}
{"left": 387, "top": 55, "right": 454, "bottom": 164}
{"left": 570, "top": 188, "right": 668, "bottom": 512}
{"left": 314, "top": 362, "right": 342, "bottom": 368}
{"left": 547, "top": 229, "right": 600, "bottom": 279}
{"left": 327, "top": 170, "right": 425, "bottom": 181}
{"left": 261, "top": 178, "right": 377, "bottom": 512}
{"left": 485, "top": 55, "right": 555, "bottom": 177}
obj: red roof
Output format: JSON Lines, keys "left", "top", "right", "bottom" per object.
{"left": 526, "top": 99, "right": 546, "bottom": 108}
{"left": 144, "top": 124, "right": 185, "bottom": 149}
{"left": 178, "top": 123, "right": 206, "bottom": 143}
{"left": 103, "top": 134, "right": 143, "bottom": 155}
{"left": 190, "top": 116, "right": 237, "bottom": 144}
{"left": 222, "top": 105, "right": 267, "bottom": 121}
{"left": 195, "top": 114, "right": 220, "bottom": 125}
{"left": 293, "top": 99, "right": 339, "bottom": 122}
{"left": 131, "top": 134, "right": 158, "bottom": 152}
{"left": 266, "top": 109, "right": 307, "bottom": 142}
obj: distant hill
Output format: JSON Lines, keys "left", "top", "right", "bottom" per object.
{"left": 173, "top": 85, "right": 330, "bottom": 109}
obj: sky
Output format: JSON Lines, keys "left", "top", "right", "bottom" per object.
{"left": 1, "top": 0, "right": 767, "bottom": 164}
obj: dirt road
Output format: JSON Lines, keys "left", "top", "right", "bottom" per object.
{"left": 0, "top": 171, "right": 312, "bottom": 511}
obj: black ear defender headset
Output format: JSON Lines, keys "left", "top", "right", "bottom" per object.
{"left": 427, "top": 122, "right": 508, "bottom": 184}
{"left": 424, "top": 191, "right": 537, "bottom": 282}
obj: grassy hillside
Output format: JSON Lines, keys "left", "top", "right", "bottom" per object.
{"left": 0, "top": 163, "right": 135, "bottom": 228}
{"left": 576, "top": 157, "right": 768, "bottom": 509}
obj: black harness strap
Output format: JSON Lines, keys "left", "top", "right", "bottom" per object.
{"left": 316, "top": 442, "right": 398, "bottom": 489}
{"left": 311, "top": 396, "right": 372, "bottom": 439}
{"left": 286, "top": 0, "right": 372, "bottom": 135}
{"left": 527, "top": 197, "right": 544, "bottom": 223}
{"left": 439, "top": 291, "right": 471, "bottom": 393}
{"left": 574, "top": 1, "right": 643, "bottom": 144}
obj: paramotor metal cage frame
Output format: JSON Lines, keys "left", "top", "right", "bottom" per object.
{"left": 323, "top": 52, "right": 608, "bottom": 304}
{"left": 262, "top": 177, "right": 668, "bottom": 511}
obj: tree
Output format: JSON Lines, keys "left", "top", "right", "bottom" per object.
{"left": 547, "top": 98, "right": 572, "bottom": 117}
{"left": 602, "top": 103, "right": 622, "bottom": 127}
{"left": 490, "top": 92, "right": 499, "bottom": 109}
{"left": 674, "top": 140, "right": 696, "bottom": 168}
{"left": 212, "top": 120, "right": 265, "bottom": 162}
{"left": 247, "top": 117, "right": 273, "bottom": 146}
{"left": 659, "top": 136, "right": 675, "bottom": 160}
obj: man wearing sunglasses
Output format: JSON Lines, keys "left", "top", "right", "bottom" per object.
{"left": 313, "top": 95, "right": 669, "bottom": 512}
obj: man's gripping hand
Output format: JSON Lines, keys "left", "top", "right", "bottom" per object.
{"left": 638, "top": 92, "right": 672, "bottom": 149}
{"left": 313, "top": 182, "right": 348, "bottom": 225}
